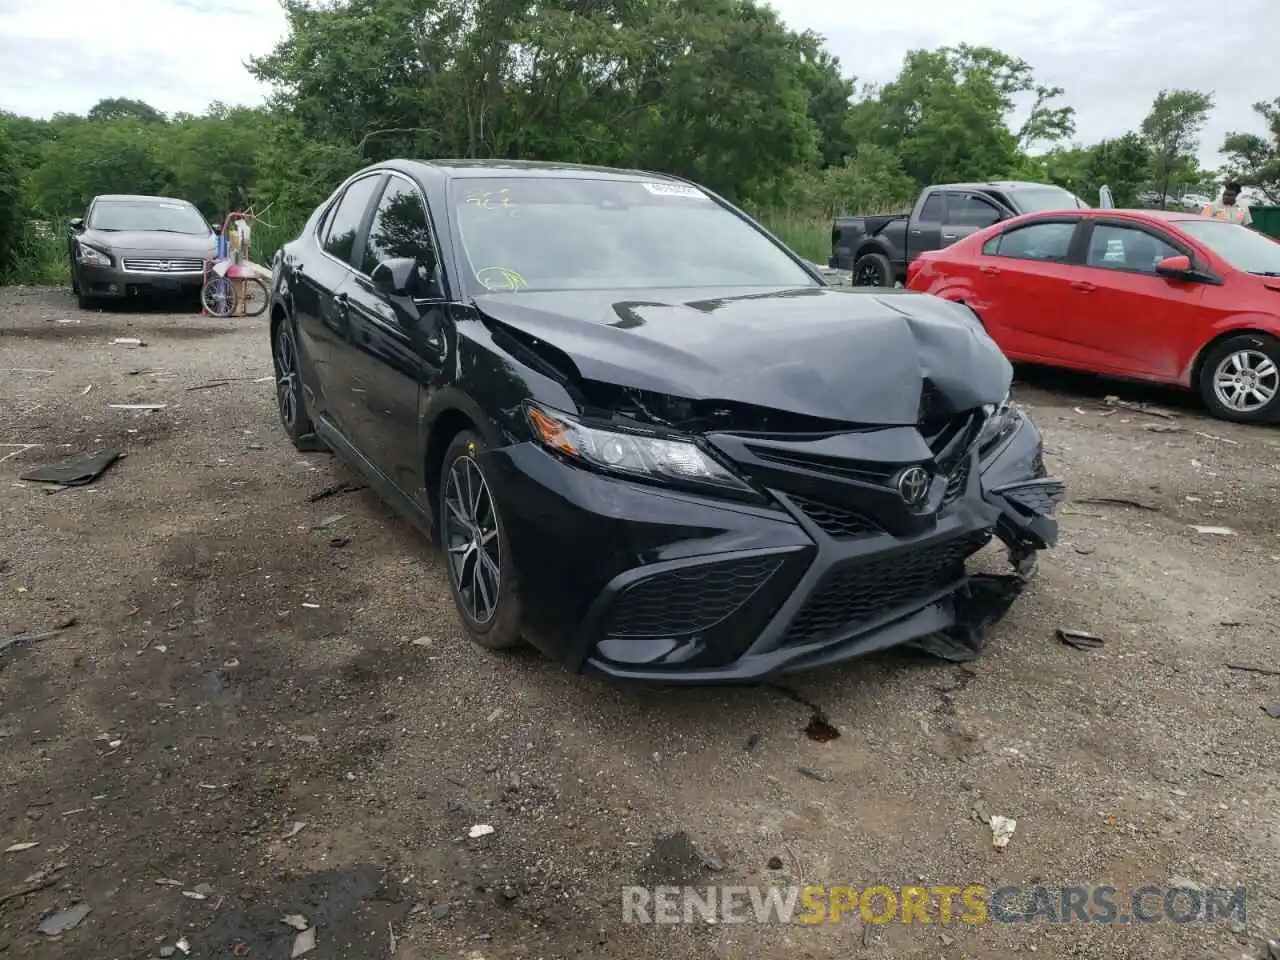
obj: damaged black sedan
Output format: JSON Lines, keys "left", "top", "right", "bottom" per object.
{"left": 267, "top": 160, "right": 1064, "bottom": 683}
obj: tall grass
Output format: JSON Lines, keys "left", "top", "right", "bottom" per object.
{"left": 757, "top": 210, "right": 832, "bottom": 263}
{"left": 6, "top": 219, "right": 69, "bottom": 286}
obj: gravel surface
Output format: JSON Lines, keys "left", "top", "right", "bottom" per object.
{"left": 1, "top": 285, "right": 1278, "bottom": 960}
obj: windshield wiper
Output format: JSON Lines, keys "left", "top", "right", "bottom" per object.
{"left": 1250, "top": 270, "right": 1280, "bottom": 277}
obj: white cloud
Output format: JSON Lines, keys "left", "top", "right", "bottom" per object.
{"left": 2, "top": 0, "right": 1277, "bottom": 166}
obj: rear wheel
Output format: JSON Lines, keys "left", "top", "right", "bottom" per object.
{"left": 439, "top": 430, "right": 524, "bottom": 651}
{"left": 1197, "top": 334, "right": 1280, "bottom": 424}
{"left": 240, "top": 277, "right": 269, "bottom": 317}
{"left": 853, "top": 252, "right": 893, "bottom": 287}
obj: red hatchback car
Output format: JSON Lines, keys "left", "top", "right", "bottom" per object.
{"left": 906, "top": 209, "right": 1280, "bottom": 423}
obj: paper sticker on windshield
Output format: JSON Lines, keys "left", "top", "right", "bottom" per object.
{"left": 642, "top": 182, "right": 709, "bottom": 200}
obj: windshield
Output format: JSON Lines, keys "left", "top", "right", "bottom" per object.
{"left": 449, "top": 176, "right": 817, "bottom": 293}
{"left": 1176, "top": 219, "right": 1280, "bottom": 275}
{"left": 1014, "top": 187, "right": 1090, "bottom": 213}
{"left": 88, "top": 200, "right": 209, "bottom": 234}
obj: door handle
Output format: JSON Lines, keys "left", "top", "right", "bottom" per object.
{"left": 910, "top": 229, "right": 922, "bottom": 236}
{"left": 979, "top": 265, "right": 1000, "bottom": 275}
{"left": 942, "top": 232, "right": 958, "bottom": 241}
{"left": 1070, "top": 280, "right": 1096, "bottom": 292}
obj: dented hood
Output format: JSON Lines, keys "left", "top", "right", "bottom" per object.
{"left": 473, "top": 286, "right": 1013, "bottom": 425}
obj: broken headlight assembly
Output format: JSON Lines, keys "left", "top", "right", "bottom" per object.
{"left": 977, "top": 391, "right": 1018, "bottom": 453}
{"left": 525, "top": 403, "right": 755, "bottom": 495}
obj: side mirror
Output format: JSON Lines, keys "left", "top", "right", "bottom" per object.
{"left": 371, "top": 257, "right": 420, "bottom": 297}
{"left": 1155, "top": 254, "right": 1193, "bottom": 279}
{"left": 69, "top": 217, "right": 84, "bottom": 232}
{"left": 371, "top": 254, "right": 439, "bottom": 299}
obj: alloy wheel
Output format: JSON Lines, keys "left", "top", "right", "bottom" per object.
{"left": 442, "top": 456, "right": 502, "bottom": 624}
{"left": 275, "top": 325, "right": 298, "bottom": 429}
{"left": 855, "top": 262, "right": 881, "bottom": 286}
{"left": 1212, "top": 348, "right": 1278, "bottom": 413}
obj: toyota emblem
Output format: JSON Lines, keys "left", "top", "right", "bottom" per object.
{"left": 895, "top": 466, "right": 931, "bottom": 507}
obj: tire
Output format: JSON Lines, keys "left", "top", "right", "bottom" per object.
{"left": 438, "top": 430, "right": 524, "bottom": 651}
{"left": 1197, "top": 333, "right": 1280, "bottom": 424}
{"left": 271, "top": 317, "right": 327, "bottom": 452}
{"left": 240, "top": 277, "right": 269, "bottom": 318}
{"left": 852, "top": 251, "right": 893, "bottom": 287}
{"left": 70, "top": 263, "right": 80, "bottom": 295}
{"left": 202, "top": 276, "right": 237, "bottom": 317}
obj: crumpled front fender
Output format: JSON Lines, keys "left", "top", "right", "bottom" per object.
{"left": 978, "top": 408, "right": 1064, "bottom": 566}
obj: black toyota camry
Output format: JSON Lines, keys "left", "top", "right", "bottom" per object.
{"left": 267, "top": 159, "right": 1064, "bottom": 684}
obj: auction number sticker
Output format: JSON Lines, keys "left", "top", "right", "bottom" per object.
{"left": 642, "top": 182, "right": 709, "bottom": 200}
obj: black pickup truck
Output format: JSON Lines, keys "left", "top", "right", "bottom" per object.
{"left": 830, "top": 181, "right": 1088, "bottom": 286}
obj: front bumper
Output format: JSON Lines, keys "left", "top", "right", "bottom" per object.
{"left": 77, "top": 262, "right": 204, "bottom": 298}
{"left": 484, "top": 411, "right": 1062, "bottom": 684}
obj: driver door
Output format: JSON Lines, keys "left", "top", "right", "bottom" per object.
{"left": 339, "top": 174, "right": 449, "bottom": 498}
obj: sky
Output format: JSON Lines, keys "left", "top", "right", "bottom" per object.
{"left": 1, "top": 0, "right": 1277, "bottom": 167}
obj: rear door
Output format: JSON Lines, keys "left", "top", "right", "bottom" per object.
{"left": 1059, "top": 220, "right": 1205, "bottom": 380}
{"left": 968, "top": 217, "right": 1084, "bottom": 359}
{"left": 906, "top": 191, "right": 946, "bottom": 260}
{"left": 339, "top": 173, "right": 450, "bottom": 497}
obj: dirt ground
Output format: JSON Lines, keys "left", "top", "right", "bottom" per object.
{"left": 1, "top": 285, "right": 1277, "bottom": 960}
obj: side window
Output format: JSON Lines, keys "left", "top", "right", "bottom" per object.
{"left": 947, "top": 194, "right": 1002, "bottom": 228}
{"left": 322, "top": 176, "right": 383, "bottom": 267}
{"left": 360, "top": 177, "right": 435, "bottom": 277}
{"left": 1085, "top": 224, "right": 1181, "bottom": 274}
{"left": 984, "top": 222, "right": 1077, "bottom": 262}
{"left": 919, "top": 192, "right": 945, "bottom": 222}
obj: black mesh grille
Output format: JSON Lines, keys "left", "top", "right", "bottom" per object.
{"left": 788, "top": 494, "right": 881, "bottom": 539}
{"left": 943, "top": 460, "right": 970, "bottom": 505}
{"left": 1031, "top": 450, "right": 1047, "bottom": 478}
{"left": 781, "top": 531, "right": 991, "bottom": 647}
{"left": 604, "top": 556, "right": 782, "bottom": 639}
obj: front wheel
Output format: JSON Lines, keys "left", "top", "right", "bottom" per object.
{"left": 1197, "top": 334, "right": 1280, "bottom": 424}
{"left": 202, "top": 276, "right": 237, "bottom": 317}
{"left": 439, "top": 430, "right": 524, "bottom": 651}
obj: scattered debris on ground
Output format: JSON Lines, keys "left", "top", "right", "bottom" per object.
{"left": 1057, "top": 628, "right": 1105, "bottom": 651}
{"left": 307, "top": 480, "right": 369, "bottom": 502}
{"left": 1226, "top": 662, "right": 1280, "bottom": 677}
{"left": 19, "top": 451, "right": 119, "bottom": 486}
{"left": 37, "top": 901, "right": 91, "bottom": 936}
{"left": 989, "top": 815, "right": 1016, "bottom": 849}
{"left": 1189, "top": 524, "right": 1237, "bottom": 536}
{"left": 0, "top": 615, "right": 77, "bottom": 655}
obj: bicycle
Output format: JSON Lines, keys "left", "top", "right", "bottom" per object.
{"left": 200, "top": 206, "right": 273, "bottom": 318}
{"left": 200, "top": 263, "right": 268, "bottom": 318}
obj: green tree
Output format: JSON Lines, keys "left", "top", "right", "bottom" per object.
{"left": 1140, "top": 88, "right": 1214, "bottom": 208}
{"left": 867, "top": 44, "right": 1074, "bottom": 185}
{"left": 86, "top": 97, "right": 167, "bottom": 124}
{"left": 0, "top": 123, "right": 23, "bottom": 277}
{"left": 1221, "top": 97, "right": 1280, "bottom": 203}
{"left": 26, "top": 120, "right": 170, "bottom": 215}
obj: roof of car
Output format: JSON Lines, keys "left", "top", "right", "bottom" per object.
{"left": 942, "top": 181, "right": 1076, "bottom": 192}
{"left": 1000, "top": 208, "right": 1217, "bottom": 224}
{"left": 92, "top": 194, "right": 195, "bottom": 204}
{"left": 383, "top": 158, "right": 683, "bottom": 183}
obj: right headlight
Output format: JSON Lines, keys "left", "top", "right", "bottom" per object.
{"left": 525, "top": 403, "right": 753, "bottom": 495}
{"left": 977, "top": 391, "right": 1018, "bottom": 450}
{"left": 75, "top": 243, "right": 111, "bottom": 267}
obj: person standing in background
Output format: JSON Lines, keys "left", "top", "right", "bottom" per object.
{"left": 1201, "top": 182, "right": 1253, "bottom": 226}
